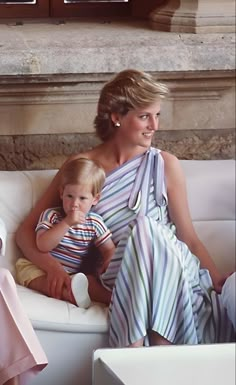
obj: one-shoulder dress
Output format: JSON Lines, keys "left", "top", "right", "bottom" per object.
{"left": 94, "top": 147, "right": 234, "bottom": 347}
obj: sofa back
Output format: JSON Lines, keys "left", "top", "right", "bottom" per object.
{"left": 0, "top": 169, "right": 57, "bottom": 274}
{"left": 0, "top": 160, "right": 235, "bottom": 276}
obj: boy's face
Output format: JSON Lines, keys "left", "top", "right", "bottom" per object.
{"left": 60, "top": 184, "right": 99, "bottom": 216}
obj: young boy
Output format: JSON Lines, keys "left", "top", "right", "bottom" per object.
{"left": 16, "top": 158, "right": 115, "bottom": 308}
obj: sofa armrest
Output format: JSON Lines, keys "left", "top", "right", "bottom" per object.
{"left": 0, "top": 218, "right": 7, "bottom": 257}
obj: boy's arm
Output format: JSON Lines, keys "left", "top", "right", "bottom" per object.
{"left": 98, "top": 239, "right": 115, "bottom": 274}
{"left": 36, "top": 209, "right": 86, "bottom": 252}
{"left": 36, "top": 221, "right": 70, "bottom": 252}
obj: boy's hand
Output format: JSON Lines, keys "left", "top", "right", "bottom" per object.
{"left": 64, "top": 209, "right": 86, "bottom": 227}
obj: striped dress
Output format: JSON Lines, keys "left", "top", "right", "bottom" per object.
{"left": 94, "top": 147, "right": 234, "bottom": 347}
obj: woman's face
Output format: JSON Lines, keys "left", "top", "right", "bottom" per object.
{"left": 115, "top": 101, "right": 161, "bottom": 148}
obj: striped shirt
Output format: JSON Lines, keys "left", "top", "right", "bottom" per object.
{"left": 36, "top": 207, "right": 112, "bottom": 274}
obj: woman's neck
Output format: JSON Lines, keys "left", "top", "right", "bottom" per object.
{"left": 92, "top": 140, "right": 149, "bottom": 173}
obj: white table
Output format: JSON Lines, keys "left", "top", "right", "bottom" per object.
{"left": 93, "top": 343, "right": 235, "bottom": 385}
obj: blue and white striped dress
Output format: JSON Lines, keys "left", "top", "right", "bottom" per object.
{"left": 94, "top": 147, "right": 234, "bottom": 347}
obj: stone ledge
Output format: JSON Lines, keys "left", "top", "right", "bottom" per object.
{"left": 0, "top": 19, "right": 235, "bottom": 76}
{"left": 0, "top": 19, "right": 234, "bottom": 168}
{"left": 0, "top": 129, "right": 234, "bottom": 171}
{"left": 0, "top": 72, "right": 234, "bottom": 136}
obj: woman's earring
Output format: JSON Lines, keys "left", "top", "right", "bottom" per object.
{"left": 114, "top": 122, "right": 121, "bottom": 127}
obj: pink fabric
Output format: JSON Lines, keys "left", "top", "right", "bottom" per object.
{"left": 0, "top": 268, "right": 48, "bottom": 385}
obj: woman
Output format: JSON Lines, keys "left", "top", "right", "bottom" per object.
{"left": 15, "top": 69, "right": 235, "bottom": 348}
{"left": 0, "top": 268, "right": 47, "bottom": 385}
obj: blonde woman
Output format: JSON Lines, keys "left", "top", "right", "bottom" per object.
{"left": 16, "top": 69, "right": 235, "bottom": 347}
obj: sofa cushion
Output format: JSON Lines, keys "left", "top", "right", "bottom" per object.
{"left": 193, "top": 220, "right": 235, "bottom": 273}
{"left": 17, "top": 284, "right": 109, "bottom": 333}
{"left": 181, "top": 160, "right": 235, "bottom": 221}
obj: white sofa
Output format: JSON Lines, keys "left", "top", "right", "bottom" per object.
{"left": 0, "top": 159, "right": 235, "bottom": 385}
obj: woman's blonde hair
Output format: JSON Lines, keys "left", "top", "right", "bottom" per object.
{"left": 60, "top": 158, "right": 106, "bottom": 196}
{"left": 94, "top": 69, "right": 168, "bottom": 142}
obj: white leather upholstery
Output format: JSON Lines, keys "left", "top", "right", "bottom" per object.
{"left": 181, "top": 160, "right": 235, "bottom": 274}
{"left": 0, "top": 217, "right": 7, "bottom": 256}
{"left": 0, "top": 159, "right": 235, "bottom": 385}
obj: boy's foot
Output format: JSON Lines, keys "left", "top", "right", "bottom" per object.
{"left": 71, "top": 273, "right": 91, "bottom": 309}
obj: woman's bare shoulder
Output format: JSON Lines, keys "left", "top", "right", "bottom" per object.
{"left": 160, "top": 150, "right": 179, "bottom": 166}
{"left": 66, "top": 145, "right": 104, "bottom": 162}
{"left": 65, "top": 152, "right": 91, "bottom": 162}
{"left": 160, "top": 150, "right": 184, "bottom": 184}
{"left": 66, "top": 144, "right": 111, "bottom": 172}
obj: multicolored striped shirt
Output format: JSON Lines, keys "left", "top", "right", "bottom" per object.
{"left": 36, "top": 207, "right": 112, "bottom": 274}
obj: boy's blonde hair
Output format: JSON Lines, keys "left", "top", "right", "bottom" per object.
{"left": 60, "top": 158, "right": 106, "bottom": 196}
{"left": 94, "top": 69, "right": 169, "bottom": 142}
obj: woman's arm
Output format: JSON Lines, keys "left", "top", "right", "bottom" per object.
{"left": 36, "top": 224, "right": 70, "bottom": 252}
{"left": 36, "top": 210, "right": 86, "bottom": 252}
{"left": 162, "top": 151, "right": 223, "bottom": 293}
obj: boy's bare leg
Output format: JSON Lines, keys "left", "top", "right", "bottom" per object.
{"left": 29, "top": 274, "right": 112, "bottom": 306}
{"left": 87, "top": 275, "right": 111, "bottom": 305}
{"left": 28, "top": 276, "right": 76, "bottom": 304}
{"left": 28, "top": 276, "right": 49, "bottom": 296}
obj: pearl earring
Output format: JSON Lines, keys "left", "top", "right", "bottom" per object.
{"left": 114, "top": 122, "right": 121, "bottom": 127}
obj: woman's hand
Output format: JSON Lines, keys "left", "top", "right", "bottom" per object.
{"left": 213, "top": 272, "right": 235, "bottom": 294}
{"left": 212, "top": 276, "right": 225, "bottom": 294}
{"left": 46, "top": 263, "right": 73, "bottom": 301}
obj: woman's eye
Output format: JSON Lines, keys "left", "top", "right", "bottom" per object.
{"left": 140, "top": 115, "right": 148, "bottom": 120}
